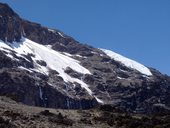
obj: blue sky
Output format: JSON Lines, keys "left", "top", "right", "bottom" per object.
{"left": 1, "top": 0, "right": 170, "bottom": 75}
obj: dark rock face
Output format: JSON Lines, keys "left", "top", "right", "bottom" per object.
{"left": 64, "top": 67, "right": 83, "bottom": 79}
{"left": 0, "top": 3, "right": 23, "bottom": 42}
{"left": 22, "top": 20, "right": 59, "bottom": 45}
{"left": 0, "top": 3, "right": 170, "bottom": 114}
{"left": 0, "top": 3, "right": 18, "bottom": 16}
{"left": 0, "top": 68, "right": 98, "bottom": 109}
{"left": 21, "top": 18, "right": 94, "bottom": 56}
{"left": 0, "top": 50, "right": 34, "bottom": 69}
{"left": 0, "top": 51, "right": 16, "bottom": 68}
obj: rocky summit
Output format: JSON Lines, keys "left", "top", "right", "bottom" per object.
{"left": 0, "top": 2, "right": 170, "bottom": 115}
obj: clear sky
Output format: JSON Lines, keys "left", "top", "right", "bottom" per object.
{"left": 1, "top": 0, "right": 170, "bottom": 75}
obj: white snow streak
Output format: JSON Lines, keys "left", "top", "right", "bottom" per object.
{"left": 100, "top": 49, "right": 152, "bottom": 76}
{"left": 94, "top": 96, "right": 104, "bottom": 104}
{"left": 18, "top": 66, "right": 33, "bottom": 72}
{"left": 117, "top": 76, "right": 125, "bottom": 80}
{"left": 58, "top": 32, "right": 64, "bottom": 37}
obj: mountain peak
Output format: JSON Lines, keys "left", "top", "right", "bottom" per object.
{"left": 0, "top": 3, "right": 22, "bottom": 43}
{"left": 0, "top": 3, "right": 18, "bottom": 17}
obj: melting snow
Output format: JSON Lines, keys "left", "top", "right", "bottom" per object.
{"left": 100, "top": 49, "right": 152, "bottom": 76}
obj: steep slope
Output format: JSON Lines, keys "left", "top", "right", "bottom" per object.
{"left": 0, "top": 3, "right": 170, "bottom": 114}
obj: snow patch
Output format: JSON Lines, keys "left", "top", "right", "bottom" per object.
{"left": 5, "top": 53, "right": 14, "bottom": 59}
{"left": 48, "top": 29, "right": 65, "bottom": 38}
{"left": 48, "top": 28, "right": 56, "bottom": 33}
{"left": 0, "top": 40, "right": 13, "bottom": 50}
{"left": 75, "top": 54, "right": 82, "bottom": 57}
{"left": 63, "top": 52, "right": 73, "bottom": 57}
{"left": 100, "top": 54, "right": 104, "bottom": 57}
{"left": 58, "top": 32, "right": 65, "bottom": 38}
{"left": 117, "top": 76, "right": 125, "bottom": 80}
{"left": 18, "top": 66, "right": 33, "bottom": 72}
{"left": 94, "top": 96, "right": 104, "bottom": 104}
{"left": 45, "top": 45, "right": 52, "bottom": 49}
{"left": 100, "top": 49, "right": 152, "bottom": 76}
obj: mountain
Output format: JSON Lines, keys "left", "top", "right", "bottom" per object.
{"left": 0, "top": 3, "right": 170, "bottom": 114}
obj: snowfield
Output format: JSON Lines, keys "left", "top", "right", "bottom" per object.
{"left": 0, "top": 38, "right": 93, "bottom": 96}
{"left": 100, "top": 48, "right": 152, "bottom": 76}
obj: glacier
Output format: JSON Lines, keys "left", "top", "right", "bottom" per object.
{"left": 100, "top": 48, "right": 152, "bottom": 76}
